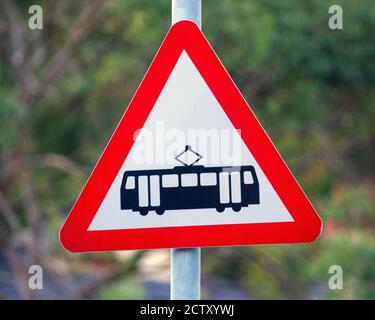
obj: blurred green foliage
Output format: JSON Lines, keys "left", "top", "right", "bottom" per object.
{"left": 0, "top": 0, "right": 374, "bottom": 299}
{"left": 99, "top": 277, "right": 144, "bottom": 300}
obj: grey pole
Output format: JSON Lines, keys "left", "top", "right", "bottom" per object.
{"left": 170, "top": 0, "right": 201, "bottom": 300}
{"left": 172, "top": 0, "right": 201, "bottom": 28}
{"left": 171, "top": 248, "right": 201, "bottom": 300}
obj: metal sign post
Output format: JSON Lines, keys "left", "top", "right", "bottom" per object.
{"left": 170, "top": 0, "right": 201, "bottom": 300}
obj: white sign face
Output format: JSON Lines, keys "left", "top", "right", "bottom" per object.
{"left": 89, "top": 51, "right": 293, "bottom": 231}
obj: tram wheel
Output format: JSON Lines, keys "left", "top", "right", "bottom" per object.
{"left": 139, "top": 209, "right": 149, "bottom": 216}
{"left": 232, "top": 205, "right": 241, "bottom": 212}
{"left": 156, "top": 208, "right": 165, "bottom": 215}
{"left": 216, "top": 206, "right": 225, "bottom": 213}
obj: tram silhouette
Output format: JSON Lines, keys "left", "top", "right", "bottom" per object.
{"left": 120, "top": 147, "right": 260, "bottom": 216}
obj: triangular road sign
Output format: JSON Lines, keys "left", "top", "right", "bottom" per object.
{"left": 60, "top": 21, "right": 322, "bottom": 252}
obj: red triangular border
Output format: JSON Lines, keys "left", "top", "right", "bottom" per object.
{"left": 60, "top": 21, "right": 322, "bottom": 252}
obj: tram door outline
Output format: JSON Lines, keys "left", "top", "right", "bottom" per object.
{"left": 137, "top": 175, "right": 161, "bottom": 208}
{"left": 219, "top": 171, "right": 242, "bottom": 205}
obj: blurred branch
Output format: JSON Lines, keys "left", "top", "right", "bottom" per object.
{"left": 34, "top": 0, "right": 105, "bottom": 102}
{"left": 18, "top": 168, "right": 43, "bottom": 227}
{"left": 1, "top": 0, "right": 26, "bottom": 70}
{"left": 22, "top": 153, "right": 87, "bottom": 176}
{"left": 1, "top": 0, "right": 105, "bottom": 106}
{"left": 4, "top": 247, "right": 31, "bottom": 299}
{"left": 0, "top": 0, "right": 38, "bottom": 103}
{"left": 0, "top": 189, "right": 20, "bottom": 230}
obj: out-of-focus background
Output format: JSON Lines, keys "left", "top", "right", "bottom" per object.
{"left": 0, "top": 0, "right": 374, "bottom": 299}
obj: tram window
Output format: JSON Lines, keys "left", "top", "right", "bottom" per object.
{"left": 243, "top": 171, "right": 254, "bottom": 184}
{"left": 181, "top": 173, "right": 198, "bottom": 187}
{"left": 162, "top": 174, "right": 179, "bottom": 188}
{"left": 200, "top": 172, "right": 217, "bottom": 186}
{"left": 125, "top": 176, "right": 135, "bottom": 189}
